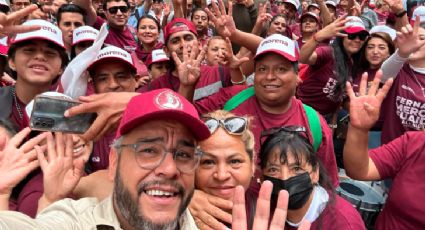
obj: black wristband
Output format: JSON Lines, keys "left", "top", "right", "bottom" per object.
{"left": 395, "top": 10, "right": 407, "bottom": 18}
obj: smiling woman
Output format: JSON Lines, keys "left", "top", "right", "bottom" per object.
{"left": 191, "top": 110, "right": 256, "bottom": 229}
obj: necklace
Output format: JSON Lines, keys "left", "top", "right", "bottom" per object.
{"left": 409, "top": 68, "right": 425, "bottom": 97}
{"left": 11, "top": 86, "right": 24, "bottom": 120}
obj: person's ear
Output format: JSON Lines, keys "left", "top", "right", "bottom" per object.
{"left": 311, "top": 166, "right": 320, "bottom": 185}
{"left": 108, "top": 148, "right": 118, "bottom": 181}
{"left": 8, "top": 58, "right": 16, "bottom": 71}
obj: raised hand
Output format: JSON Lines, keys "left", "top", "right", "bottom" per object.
{"left": 396, "top": 16, "right": 425, "bottom": 58}
{"left": 314, "top": 14, "right": 349, "bottom": 42}
{"left": 232, "top": 181, "right": 311, "bottom": 230}
{"left": 255, "top": 3, "right": 272, "bottom": 28}
{"left": 172, "top": 45, "right": 206, "bottom": 87}
{"left": 205, "top": 0, "right": 237, "bottom": 38}
{"left": 64, "top": 92, "right": 138, "bottom": 141}
{"left": 0, "top": 5, "right": 40, "bottom": 35}
{"left": 36, "top": 132, "right": 85, "bottom": 204}
{"left": 220, "top": 37, "right": 250, "bottom": 69}
{"left": 346, "top": 71, "right": 393, "bottom": 131}
{"left": 0, "top": 128, "right": 45, "bottom": 196}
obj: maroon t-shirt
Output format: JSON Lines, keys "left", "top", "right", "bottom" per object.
{"left": 287, "top": 195, "right": 365, "bottom": 230}
{"left": 138, "top": 65, "right": 231, "bottom": 101}
{"left": 89, "top": 131, "right": 116, "bottom": 172}
{"left": 195, "top": 85, "right": 339, "bottom": 188}
{"left": 15, "top": 171, "right": 43, "bottom": 218}
{"left": 94, "top": 17, "right": 138, "bottom": 53}
{"left": 351, "top": 69, "right": 379, "bottom": 94}
{"left": 370, "top": 131, "right": 425, "bottom": 229}
{"left": 297, "top": 46, "right": 342, "bottom": 115}
{"left": 135, "top": 41, "right": 164, "bottom": 63}
{"left": 380, "top": 64, "right": 425, "bottom": 144}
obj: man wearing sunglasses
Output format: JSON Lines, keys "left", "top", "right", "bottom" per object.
{"left": 74, "top": 0, "right": 138, "bottom": 54}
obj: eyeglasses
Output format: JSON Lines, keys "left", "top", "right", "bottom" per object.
{"left": 117, "top": 141, "right": 202, "bottom": 173}
{"left": 260, "top": 126, "right": 309, "bottom": 146}
{"left": 275, "top": 1, "right": 284, "bottom": 5}
{"left": 107, "top": 6, "right": 129, "bottom": 14}
{"left": 347, "top": 32, "right": 369, "bottom": 41}
{"left": 204, "top": 117, "right": 247, "bottom": 135}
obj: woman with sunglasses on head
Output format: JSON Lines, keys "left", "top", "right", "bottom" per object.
{"left": 298, "top": 15, "right": 368, "bottom": 117}
{"left": 189, "top": 110, "right": 256, "bottom": 229}
{"left": 135, "top": 15, "right": 164, "bottom": 63}
{"left": 260, "top": 126, "right": 365, "bottom": 230}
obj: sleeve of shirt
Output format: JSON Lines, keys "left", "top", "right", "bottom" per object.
{"left": 314, "top": 46, "right": 333, "bottom": 68}
{"left": 93, "top": 16, "right": 106, "bottom": 30}
{"left": 194, "top": 85, "right": 245, "bottom": 114}
{"left": 316, "top": 114, "right": 339, "bottom": 187}
{"left": 369, "top": 132, "right": 412, "bottom": 179}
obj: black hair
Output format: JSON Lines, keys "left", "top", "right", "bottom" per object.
{"left": 0, "top": 119, "right": 18, "bottom": 138}
{"left": 353, "top": 32, "right": 395, "bottom": 78}
{"left": 259, "top": 129, "right": 334, "bottom": 193}
{"left": 191, "top": 8, "right": 209, "bottom": 21}
{"left": 264, "top": 14, "right": 292, "bottom": 38}
{"left": 330, "top": 35, "right": 362, "bottom": 100}
{"left": 7, "top": 40, "right": 69, "bottom": 78}
{"left": 56, "top": 4, "right": 87, "bottom": 25}
{"left": 136, "top": 15, "right": 161, "bottom": 32}
{"left": 103, "top": 0, "right": 130, "bottom": 10}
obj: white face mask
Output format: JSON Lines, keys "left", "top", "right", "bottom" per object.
{"left": 286, "top": 185, "right": 329, "bottom": 227}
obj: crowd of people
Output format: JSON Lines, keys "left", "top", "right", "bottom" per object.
{"left": 0, "top": 0, "right": 424, "bottom": 229}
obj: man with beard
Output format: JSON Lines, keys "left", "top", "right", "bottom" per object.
{"left": 0, "top": 89, "right": 210, "bottom": 229}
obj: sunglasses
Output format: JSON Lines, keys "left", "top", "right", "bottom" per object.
{"left": 204, "top": 117, "right": 247, "bottom": 135}
{"left": 107, "top": 6, "right": 129, "bottom": 14}
{"left": 260, "top": 126, "right": 309, "bottom": 146}
{"left": 347, "top": 32, "right": 369, "bottom": 41}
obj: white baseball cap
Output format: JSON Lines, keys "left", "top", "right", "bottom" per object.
{"left": 206, "top": 0, "right": 218, "bottom": 6}
{"left": 12, "top": 19, "right": 65, "bottom": 49}
{"left": 284, "top": 0, "right": 300, "bottom": 10}
{"left": 344, "top": 16, "right": 368, "bottom": 34}
{"left": 325, "top": 0, "right": 337, "bottom": 8}
{"left": 411, "top": 6, "right": 425, "bottom": 24}
{"left": 72, "top": 26, "right": 99, "bottom": 46}
{"left": 0, "top": 0, "right": 9, "bottom": 11}
{"left": 254, "top": 34, "right": 299, "bottom": 62}
{"left": 87, "top": 46, "right": 136, "bottom": 72}
{"left": 146, "top": 49, "right": 169, "bottom": 67}
{"left": 370, "top": 25, "right": 396, "bottom": 40}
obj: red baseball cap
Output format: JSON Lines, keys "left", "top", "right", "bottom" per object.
{"left": 164, "top": 18, "right": 198, "bottom": 43}
{"left": 116, "top": 89, "right": 210, "bottom": 141}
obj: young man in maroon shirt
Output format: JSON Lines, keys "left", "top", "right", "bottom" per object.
{"left": 74, "top": 0, "right": 138, "bottom": 53}
{"left": 139, "top": 18, "right": 247, "bottom": 101}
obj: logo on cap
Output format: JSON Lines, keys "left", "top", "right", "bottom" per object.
{"left": 155, "top": 90, "right": 183, "bottom": 110}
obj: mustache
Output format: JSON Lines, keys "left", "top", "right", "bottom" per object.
{"left": 137, "top": 180, "right": 185, "bottom": 197}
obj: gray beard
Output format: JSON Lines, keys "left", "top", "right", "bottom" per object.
{"left": 113, "top": 168, "right": 194, "bottom": 230}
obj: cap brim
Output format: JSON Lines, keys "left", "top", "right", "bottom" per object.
{"left": 151, "top": 58, "right": 170, "bottom": 65}
{"left": 72, "top": 38, "right": 95, "bottom": 46}
{"left": 12, "top": 36, "right": 65, "bottom": 50}
{"left": 119, "top": 109, "right": 211, "bottom": 141}
{"left": 345, "top": 27, "right": 368, "bottom": 34}
{"left": 300, "top": 14, "right": 319, "bottom": 23}
{"left": 87, "top": 57, "right": 137, "bottom": 72}
{"left": 254, "top": 50, "right": 297, "bottom": 62}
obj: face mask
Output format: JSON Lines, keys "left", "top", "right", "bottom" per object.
{"left": 264, "top": 172, "right": 314, "bottom": 210}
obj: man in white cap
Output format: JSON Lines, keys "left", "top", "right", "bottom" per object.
{"left": 86, "top": 45, "right": 138, "bottom": 172}
{"left": 0, "top": 19, "right": 68, "bottom": 132}
{"left": 145, "top": 48, "right": 170, "bottom": 81}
